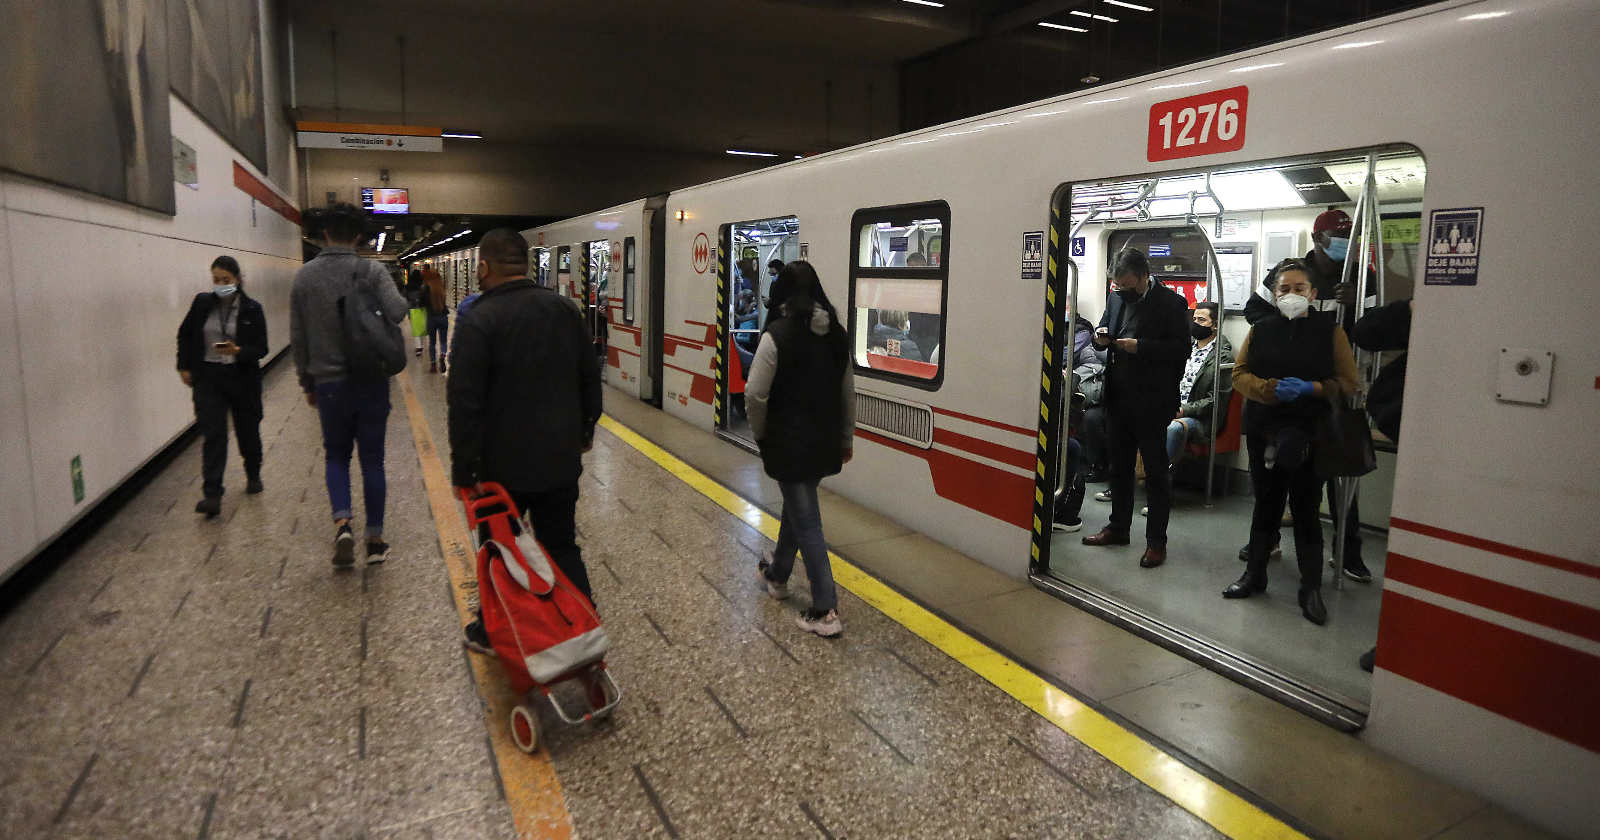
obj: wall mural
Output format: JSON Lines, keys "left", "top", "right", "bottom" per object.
{"left": 0, "top": 0, "right": 176, "bottom": 214}
{"left": 168, "top": 0, "right": 267, "bottom": 172}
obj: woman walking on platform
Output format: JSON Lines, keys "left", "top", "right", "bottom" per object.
{"left": 176, "top": 256, "right": 269, "bottom": 518}
{"left": 744, "top": 261, "right": 854, "bottom": 638}
{"left": 424, "top": 266, "right": 450, "bottom": 373}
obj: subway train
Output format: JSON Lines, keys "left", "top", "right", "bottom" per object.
{"left": 421, "top": 1, "right": 1598, "bottom": 835}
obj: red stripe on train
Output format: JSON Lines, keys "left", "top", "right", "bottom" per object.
{"left": 931, "top": 406, "right": 1035, "bottom": 438}
{"left": 1377, "top": 591, "right": 1600, "bottom": 752}
{"left": 932, "top": 428, "right": 1036, "bottom": 472}
{"left": 1390, "top": 517, "right": 1598, "bottom": 580}
{"left": 1386, "top": 553, "right": 1600, "bottom": 643}
{"left": 855, "top": 429, "right": 1033, "bottom": 529}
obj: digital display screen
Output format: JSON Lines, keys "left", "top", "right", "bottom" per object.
{"left": 361, "top": 187, "right": 409, "bottom": 214}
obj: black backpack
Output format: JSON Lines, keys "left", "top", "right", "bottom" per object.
{"left": 339, "top": 266, "right": 407, "bottom": 382}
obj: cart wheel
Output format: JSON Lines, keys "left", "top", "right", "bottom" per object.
{"left": 509, "top": 704, "right": 540, "bottom": 753}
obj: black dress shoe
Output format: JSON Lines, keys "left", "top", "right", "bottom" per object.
{"left": 1299, "top": 589, "right": 1328, "bottom": 625}
{"left": 1082, "top": 470, "right": 1107, "bottom": 484}
{"left": 1138, "top": 545, "right": 1167, "bottom": 568}
{"left": 1359, "top": 647, "right": 1376, "bottom": 672}
{"left": 195, "top": 496, "right": 221, "bottom": 519}
{"left": 246, "top": 477, "right": 264, "bottom": 495}
{"left": 1222, "top": 572, "right": 1266, "bottom": 598}
{"left": 1081, "top": 527, "right": 1130, "bottom": 547}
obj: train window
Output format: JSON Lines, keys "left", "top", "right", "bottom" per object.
{"left": 623, "top": 237, "right": 636, "bottom": 324}
{"left": 556, "top": 246, "right": 572, "bottom": 298}
{"left": 848, "top": 202, "right": 950, "bottom": 388}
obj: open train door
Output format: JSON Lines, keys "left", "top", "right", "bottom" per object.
{"left": 639, "top": 194, "right": 668, "bottom": 407}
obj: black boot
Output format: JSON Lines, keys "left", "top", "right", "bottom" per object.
{"left": 1223, "top": 533, "right": 1272, "bottom": 597}
{"left": 245, "top": 465, "right": 263, "bottom": 494}
{"left": 195, "top": 496, "right": 221, "bottom": 519}
{"left": 1298, "top": 588, "right": 1328, "bottom": 625}
{"left": 1295, "top": 537, "right": 1327, "bottom": 624}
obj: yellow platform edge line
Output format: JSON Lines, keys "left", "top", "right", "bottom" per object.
{"left": 398, "top": 374, "right": 575, "bottom": 840}
{"left": 597, "top": 414, "right": 1306, "bottom": 840}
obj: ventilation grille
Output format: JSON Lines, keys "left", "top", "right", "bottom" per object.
{"left": 855, "top": 391, "right": 934, "bottom": 449}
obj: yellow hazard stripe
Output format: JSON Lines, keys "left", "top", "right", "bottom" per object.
{"left": 598, "top": 413, "right": 1308, "bottom": 840}
{"left": 399, "top": 374, "right": 575, "bottom": 840}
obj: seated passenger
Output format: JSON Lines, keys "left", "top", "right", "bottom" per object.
{"left": 734, "top": 289, "right": 760, "bottom": 353}
{"left": 905, "top": 252, "right": 928, "bottom": 267}
{"left": 868, "top": 309, "right": 924, "bottom": 361}
{"left": 1166, "top": 302, "right": 1234, "bottom": 464}
{"left": 1222, "top": 259, "right": 1358, "bottom": 626}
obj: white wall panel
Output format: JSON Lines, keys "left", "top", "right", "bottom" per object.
{"left": 0, "top": 181, "right": 39, "bottom": 575}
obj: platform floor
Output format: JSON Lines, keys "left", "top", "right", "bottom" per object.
{"left": 0, "top": 355, "right": 1558, "bottom": 839}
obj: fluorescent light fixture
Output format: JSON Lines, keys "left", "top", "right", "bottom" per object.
{"left": 1462, "top": 10, "right": 1509, "bottom": 20}
{"left": 1332, "top": 40, "right": 1383, "bottom": 49}
{"left": 1211, "top": 170, "right": 1306, "bottom": 210}
{"left": 901, "top": 0, "right": 944, "bottom": 6}
{"left": 1102, "top": 0, "right": 1153, "bottom": 10}
{"left": 441, "top": 131, "right": 482, "bottom": 139}
{"left": 1230, "top": 62, "right": 1284, "bottom": 73}
{"left": 376, "top": 232, "right": 386, "bottom": 252}
{"left": 1038, "top": 21, "right": 1088, "bottom": 32}
{"left": 793, "top": 154, "right": 802, "bottom": 159}
{"left": 726, "top": 149, "right": 779, "bottom": 157}
{"left": 1069, "top": 10, "right": 1119, "bottom": 22}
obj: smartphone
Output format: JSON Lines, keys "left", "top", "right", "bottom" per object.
{"left": 213, "top": 342, "right": 230, "bottom": 349}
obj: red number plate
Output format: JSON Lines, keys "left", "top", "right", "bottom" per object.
{"left": 1147, "top": 86, "right": 1249, "bottom": 162}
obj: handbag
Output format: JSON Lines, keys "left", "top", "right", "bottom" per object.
{"left": 1315, "top": 397, "right": 1377, "bottom": 478}
{"left": 409, "top": 307, "right": 428, "bottom": 338}
{"left": 339, "top": 268, "right": 408, "bottom": 382}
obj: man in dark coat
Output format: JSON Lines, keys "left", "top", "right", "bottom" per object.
{"left": 1081, "top": 250, "right": 1193, "bottom": 568}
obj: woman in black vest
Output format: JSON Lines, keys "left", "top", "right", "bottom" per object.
{"left": 1223, "top": 259, "right": 1357, "bottom": 625}
{"left": 744, "top": 261, "right": 855, "bottom": 638}
{"left": 176, "top": 256, "right": 270, "bottom": 518}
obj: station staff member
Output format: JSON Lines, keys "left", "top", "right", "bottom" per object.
{"left": 1080, "top": 249, "right": 1192, "bottom": 569}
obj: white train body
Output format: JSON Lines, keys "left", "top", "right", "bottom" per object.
{"left": 526, "top": 1, "right": 1599, "bottom": 835}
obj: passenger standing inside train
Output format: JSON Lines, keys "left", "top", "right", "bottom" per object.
{"left": 424, "top": 267, "right": 450, "bottom": 373}
{"left": 449, "top": 229, "right": 602, "bottom": 650}
{"left": 291, "top": 203, "right": 409, "bottom": 566}
{"left": 1351, "top": 296, "right": 1411, "bottom": 669}
{"left": 177, "top": 256, "right": 269, "bottom": 518}
{"left": 1224, "top": 259, "right": 1359, "bottom": 625}
{"left": 746, "top": 260, "right": 854, "bottom": 638}
{"left": 1242, "top": 208, "right": 1373, "bottom": 581}
{"left": 1080, "top": 250, "right": 1191, "bottom": 569}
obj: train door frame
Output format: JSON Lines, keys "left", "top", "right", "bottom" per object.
{"left": 713, "top": 214, "right": 801, "bottom": 451}
{"left": 1030, "top": 145, "right": 1417, "bottom": 731}
{"left": 641, "top": 195, "right": 667, "bottom": 407}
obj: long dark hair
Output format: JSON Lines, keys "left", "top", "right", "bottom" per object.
{"left": 772, "top": 260, "right": 838, "bottom": 325}
{"left": 211, "top": 255, "right": 243, "bottom": 293}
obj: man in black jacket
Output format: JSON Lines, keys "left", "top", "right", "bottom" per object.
{"left": 1081, "top": 250, "right": 1192, "bottom": 568}
{"left": 449, "top": 229, "right": 602, "bottom": 649}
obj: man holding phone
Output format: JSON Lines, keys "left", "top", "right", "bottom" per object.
{"left": 1080, "top": 249, "right": 1192, "bottom": 569}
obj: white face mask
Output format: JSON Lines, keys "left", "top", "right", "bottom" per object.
{"left": 1276, "top": 293, "right": 1309, "bottom": 320}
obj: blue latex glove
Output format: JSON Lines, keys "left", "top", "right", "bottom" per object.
{"left": 1275, "top": 377, "right": 1315, "bottom": 402}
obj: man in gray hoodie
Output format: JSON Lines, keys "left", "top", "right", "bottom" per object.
{"left": 291, "top": 204, "right": 409, "bottom": 567}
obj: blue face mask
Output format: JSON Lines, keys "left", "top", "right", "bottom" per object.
{"left": 1324, "top": 236, "right": 1350, "bottom": 262}
{"left": 213, "top": 284, "right": 238, "bottom": 298}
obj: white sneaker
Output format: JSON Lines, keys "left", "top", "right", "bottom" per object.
{"left": 796, "top": 609, "right": 843, "bottom": 638}
{"left": 1051, "top": 517, "right": 1082, "bottom": 533}
{"left": 757, "top": 551, "right": 790, "bottom": 600}
{"left": 1095, "top": 490, "right": 1114, "bottom": 503}
{"left": 1139, "top": 506, "right": 1149, "bottom": 517}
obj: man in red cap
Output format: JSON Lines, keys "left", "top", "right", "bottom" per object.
{"left": 1240, "top": 206, "right": 1375, "bottom": 584}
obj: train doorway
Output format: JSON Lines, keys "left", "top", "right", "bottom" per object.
{"left": 1036, "top": 146, "right": 1426, "bottom": 727}
{"left": 584, "top": 239, "right": 612, "bottom": 380}
{"left": 718, "top": 215, "right": 800, "bottom": 449}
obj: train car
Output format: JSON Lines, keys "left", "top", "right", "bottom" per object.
{"left": 531, "top": 1, "right": 1595, "bottom": 835}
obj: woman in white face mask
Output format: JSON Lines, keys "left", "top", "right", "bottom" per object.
{"left": 176, "top": 255, "right": 270, "bottom": 518}
{"left": 1221, "top": 259, "right": 1358, "bottom": 626}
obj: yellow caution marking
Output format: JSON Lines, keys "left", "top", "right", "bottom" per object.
{"left": 598, "top": 413, "right": 1308, "bottom": 840}
{"left": 399, "top": 374, "right": 575, "bottom": 840}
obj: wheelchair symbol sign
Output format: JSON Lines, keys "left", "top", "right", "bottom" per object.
{"left": 1071, "top": 237, "right": 1086, "bottom": 257}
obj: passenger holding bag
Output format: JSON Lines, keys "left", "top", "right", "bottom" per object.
{"left": 1222, "top": 259, "right": 1358, "bottom": 626}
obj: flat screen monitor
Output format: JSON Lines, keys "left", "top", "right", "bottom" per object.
{"left": 361, "top": 187, "right": 409, "bottom": 214}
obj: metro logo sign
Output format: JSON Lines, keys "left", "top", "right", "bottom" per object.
{"left": 692, "top": 233, "right": 711, "bottom": 274}
{"left": 1147, "top": 86, "right": 1248, "bottom": 162}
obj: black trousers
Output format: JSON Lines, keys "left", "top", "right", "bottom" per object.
{"left": 1245, "top": 433, "right": 1323, "bottom": 592}
{"left": 1107, "top": 403, "right": 1171, "bottom": 545}
{"left": 1326, "top": 479, "right": 1362, "bottom": 560}
{"left": 193, "top": 364, "right": 262, "bottom": 498}
{"left": 510, "top": 484, "right": 593, "bottom": 601}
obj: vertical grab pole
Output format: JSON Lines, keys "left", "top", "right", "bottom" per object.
{"left": 1333, "top": 154, "right": 1376, "bottom": 592}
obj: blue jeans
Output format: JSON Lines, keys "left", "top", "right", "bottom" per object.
{"left": 768, "top": 480, "right": 837, "bottom": 613}
{"left": 427, "top": 313, "right": 449, "bottom": 363}
{"left": 315, "top": 380, "right": 391, "bottom": 538}
{"left": 1166, "top": 417, "right": 1203, "bottom": 462}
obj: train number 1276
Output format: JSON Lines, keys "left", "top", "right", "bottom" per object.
{"left": 1147, "top": 86, "right": 1249, "bottom": 162}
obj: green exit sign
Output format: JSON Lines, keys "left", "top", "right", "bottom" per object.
{"left": 71, "top": 455, "right": 84, "bottom": 504}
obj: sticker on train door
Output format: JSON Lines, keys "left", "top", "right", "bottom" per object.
{"left": 1021, "top": 231, "right": 1044, "bottom": 280}
{"left": 1148, "top": 86, "right": 1248, "bottom": 162}
{"left": 799, "top": 242, "right": 809, "bottom": 259}
{"left": 1424, "top": 207, "right": 1483, "bottom": 286}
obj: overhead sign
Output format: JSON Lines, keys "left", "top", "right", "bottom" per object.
{"left": 1147, "top": 86, "right": 1248, "bottom": 162}
{"left": 296, "top": 121, "right": 443, "bottom": 153}
{"left": 1424, "top": 207, "right": 1483, "bottom": 286}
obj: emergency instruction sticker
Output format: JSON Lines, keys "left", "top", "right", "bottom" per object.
{"left": 1424, "top": 207, "right": 1483, "bottom": 286}
{"left": 1021, "top": 231, "right": 1044, "bottom": 280}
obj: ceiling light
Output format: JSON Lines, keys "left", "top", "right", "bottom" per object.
{"left": 376, "top": 232, "right": 386, "bottom": 252}
{"left": 1230, "top": 62, "right": 1284, "bottom": 73}
{"left": 1069, "top": 10, "right": 1119, "bottom": 22}
{"left": 900, "top": 0, "right": 944, "bottom": 6}
{"left": 1102, "top": 0, "right": 1153, "bottom": 9}
{"left": 726, "top": 149, "right": 779, "bottom": 157}
{"left": 1332, "top": 40, "right": 1383, "bottom": 49}
{"left": 441, "top": 131, "right": 482, "bottom": 139}
{"left": 1211, "top": 170, "right": 1306, "bottom": 210}
{"left": 1038, "top": 21, "right": 1088, "bottom": 32}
